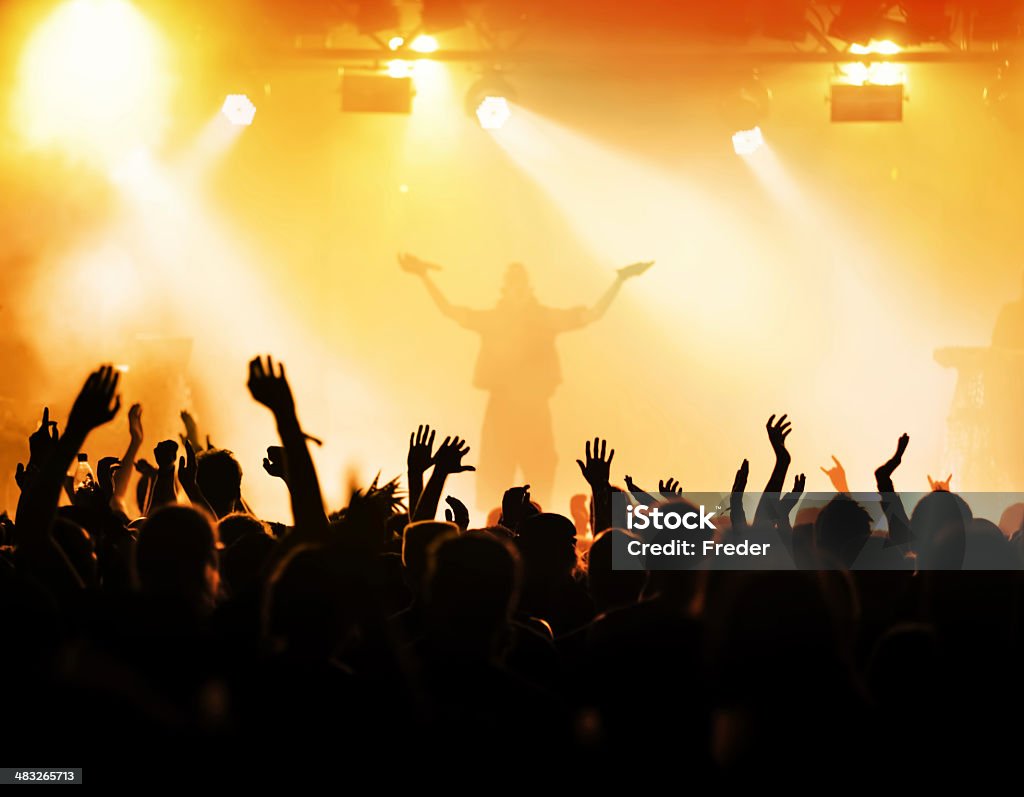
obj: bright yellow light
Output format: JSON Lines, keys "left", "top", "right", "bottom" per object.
{"left": 476, "top": 96, "right": 511, "bottom": 130}
{"left": 12, "top": 0, "right": 170, "bottom": 167}
{"left": 732, "top": 126, "right": 764, "bottom": 156}
{"left": 388, "top": 36, "right": 405, "bottom": 50}
{"left": 849, "top": 39, "right": 901, "bottom": 55}
{"left": 410, "top": 34, "right": 439, "bottom": 53}
{"left": 387, "top": 59, "right": 414, "bottom": 78}
{"left": 221, "top": 94, "right": 256, "bottom": 126}
{"left": 838, "top": 61, "right": 905, "bottom": 86}
{"left": 841, "top": 39, "right": 905, "bottom": 85}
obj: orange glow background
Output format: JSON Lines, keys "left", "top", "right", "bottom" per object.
{"left": 0, "top": 1, "right": 1020, "bottom": 520}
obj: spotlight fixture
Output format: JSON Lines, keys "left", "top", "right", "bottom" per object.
{"left": 732, "top": 126, "right": 764, "bottom": 156}
{"left": 221, "top": 94, "right": 256, "bottom": 126}
{"left": 409, "top": 34, "right": 439, "bottom": 53}
{"left": 476, "top": 96, "right": 511, "bottom": 130}
{"left": 465, "top": 72, "right": 516, "bottom": 130}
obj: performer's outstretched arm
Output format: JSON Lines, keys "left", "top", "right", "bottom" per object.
{"left": 398, "top": 252, "right": 482, "bottom": 329}
{"left": 578, "top": 260, "right": 654, "bottom": 326}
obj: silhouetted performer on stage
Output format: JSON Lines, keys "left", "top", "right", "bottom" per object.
{"left": 400, "top": 253, "right": 652, "bottom": 508}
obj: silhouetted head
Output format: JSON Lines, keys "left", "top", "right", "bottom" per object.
{"left": 517, "top": 512, "right": 578, "bottom": 582}
{"left": 196, "top": 449, "right": 243, "bottom": 516}
{"left": 221, "top": 526, "right": 275, "bottom": 598}
{"left": 264, "top": 546, "right": 357, "bottom": 659}
{"left": 425, "top": 531, "right": 522, "bottom": 655}
{"left": 135, "top": 505, "right": 219, "bottom": 611}
{"left": 998, "top": 502, "right": 1024, "bottom": 538}
{"left": 587, "top": 528, "right": 645, "bottom": 612}
{"left": 218, "top": 512, "right": 270, "bottom": 550}
{"left": 402, "top": 520, "right": 459, "bottom": 594}
{"left": 499, "top": 262, "right": 535, "bottom": 305}
{"left": 96, "top": 456, "right": 120, "bottom": 498}
{"left": 911, "top": 491, "right": 972, "bottom": 570}
{"left": 815, "top": 495, "right": 873, "bottom": 568}
{"left": 52, "top": 517, "right": 98, "bottom": 588}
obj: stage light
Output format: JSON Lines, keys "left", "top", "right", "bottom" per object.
{"left": 221, "top": 94, "right": 256, "bottom": 126}
{"left": 837, "top": 39, "right": 905, "bottom": 88}
{"left": 387, "top": 59, "right": 414, "bottom": 78}
{"left": 410, "top": 34, "right": 439, "bottom": 53}
{"left": 476, "top": 96, "right": 511, "bottom": 130}
{"left": 849, "top": 39, "right": 900, "bottom": 56}
{"left": 388, "top": 36, "right": 404, "bottom": 50}
{"left": 465, "top": 72, "right": 516, "bottom": 130}
{"left": 732, "top": 126, "right": 764, "bottom": 156}
{"left": 13, "top": 0, "right": 170, "bottom": 166}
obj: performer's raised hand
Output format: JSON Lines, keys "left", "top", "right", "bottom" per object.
{"left": 398, "top": 252, "right": 442, "bottom": 277}
{"left": 617, "top": 260, "right": 654, "bottom": 280}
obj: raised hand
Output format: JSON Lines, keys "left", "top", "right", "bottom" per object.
{"left": 397, "top": 252, "right": 442, "bottom": 277}
{"left": 876, "top": 433, "right": 910, "bottom": 482}
{"left": 624, "top": 475, "right": 641, "bottom": 493}
{"left": 154, "top": 440, "right": 178, "bottom": 470}
{"left": 731, "top": 459, "right": 750, "bottom": 529}
{"left": 247, "top": 355, "right": 295, "bottom": 417}
{"left": 820, "top": 456, "right": 849, "bottom": 494}
{"left": 433, "top": 435, "right": 475, "bottom": 476}
{"left": 658, "top": 477, "right": 682, "bottom": 497}
{"left": 501, "top": 485, "right": 532, "bottom": 531}
{"left": 766, "top": 414, "right": 792, "bottom": 462}
{"left": 732, "top": 459, "right": 750, "bottom": 494}
{"left": 178, "top": 409, "right": 200, "bottom": 450}
{"left": 67, "top": 365, "right": 121, "bottom": 434}
{"left": 617, "top": 260, "right": 654, "bottom": 280}
{"left": 178, "top": 438, "right": 198, "bottom": 492}
{"left": 444, "top": 495, "right": 470, "bottom": 531}
{"left": 126, "top": 403, "right": 143, "bottom": 443}
{"left": 263, "top": 445, "right": 287, "bottom": 480}
{"left": 576, "top": 437, "right": 614, "bottom": 490}
{"left": 134, "top": 459, "right": 157, "bottom": 479}
{"left": 782, "top": 473, "right": 806, "bottom": 516}
{"left": 28, "top": 407, "right": 59, "bottom": 464}
{"left": 928, "top": 473, "right": 952, "bottom": 492}
{"left": 407, "top": 424, "right": 436, "bottom": 476}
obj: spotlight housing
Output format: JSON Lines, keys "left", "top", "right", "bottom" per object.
{"left": 221, "top": 94, "right": 256, "bottom": 126}
{"left": 465, "top": 72, "right": 516, "bottom": 130}
{"left": 732, "top": 126, "right": 764, "bottom": 156}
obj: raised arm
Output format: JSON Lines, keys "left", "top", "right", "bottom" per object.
{"left": 577, "top": 261, "right": 653, "bottom": 326}
{"left": 110, "top": 403, "right": 143, "bottom": 514}
{"left": 876, "top": 433, "right": 912, "bottom": 547}
{"left": 576, "top": 437, "right": 615, "bottom": 533}
{"left": 399, "top": 253, "right": 482, "bottom": 328}
{"left": 15, "top": 366, "right": 121, "bottom": 588}
{"left": 753, "top": 414, "right": 793, "bottom": 529}
{"left": 247, "top": 356, "right": 329, "bottom": 544}
{"left": 412, "top": 434, "right": 475, "bottom": 521}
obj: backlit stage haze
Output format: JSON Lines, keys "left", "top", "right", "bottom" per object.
{"left": 2, "top": 0, "right": 1024, "bottom": 520}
